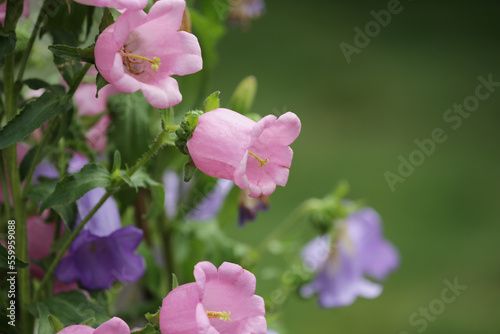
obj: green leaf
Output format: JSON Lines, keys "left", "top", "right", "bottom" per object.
{"left": 0, "top": 31, "right": 16, "bottom": 68}
{"left": 23, "top": 78, "right": 52, "bottom": 91}
{"left": 96, "top": 72, "right": 109, "bottom": 97}
{"left": 227, "top": 76, "right": 257, "bottom": 115}
{"left": 131, "top": 323, "right": 161, "bottom": 334}
{"left": 99, "top": 8, "right": 115, "bottom": 33}
{"left": 40, "top": 163, "right": 111, "bottom": 212}
{"left": 0, "top": 244, "right": 29, "bottom": 269}
{"left": 183, "top": 157, "right": 197, "bottom": 182}
{"left": 48, "top": 314, "right": 64, "bottom": 333}
{"left": 0, "top": 88, "right": 71, "bottom": 150}
{"left": 29, "top": 291, "right": 109, "bottom": 328}
{"left": 36, "top": 304, "right": 53, "bottom": 334}
{"left": 145, "top": 309, "right": 160, "bottom": 326}
{"left": 48, "top": 44, "right": 95, "bottom": 64}
{"left": 204, "top": 91, "right": 220, "bottom": 112}
{"left": 172, "top": 273, "right": 179, "bottom": 290}
{"left": 130, "top": 170, "right": 165, "bottom": 219}
{"left": 108, "top": 92, "right": 154, "bottom": 166}
{"left": 112, "top": 150, "right": 121, "bottom": 176}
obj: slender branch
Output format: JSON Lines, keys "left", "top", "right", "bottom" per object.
{"left": 35, "top": 130, "right": 173, "bottom": 300}
{"left": 16, "top": 0, "right": 47, "bottom": 83}
{"left": 66, "top": 62, "right": 92, "bottom": 100}
{"left": 4, "top": 51, "right": 31, "bottom": 333}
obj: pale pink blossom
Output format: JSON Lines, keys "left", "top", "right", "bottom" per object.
{"left": 58, "top": 317, "right": 130, "bottom": 334}
{"left": 72, "top": 0, "right": 147, "bottom": 10}
{"left": 160, "top": 261, "right": 267, "bottom": 334}
{"left": 95, "top": 0, "right": 202, "bottom": 108}
{"left": 187, "top": 108, "right": 301, "bottom": 198}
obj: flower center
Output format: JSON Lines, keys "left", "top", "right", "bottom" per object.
{"left": 120, "top": 47, "right": 161, "bottom": 75}
{"left": 248, "top": 151, "right": 269, "bottom": 168}
{"left": 205, "top": 310, "right": 233, "bottom": 322}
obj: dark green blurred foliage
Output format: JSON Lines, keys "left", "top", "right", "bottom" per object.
{"left": 210, "top": 1, "right": 500, "bottom": 333}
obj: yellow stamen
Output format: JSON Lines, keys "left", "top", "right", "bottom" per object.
{"left": 121, "top": 48, "right": 162, "bottom": 72}
{"left": 206, "top": 311, "right": 233, "bottom": 323}
{"left": 248, "top": 151, "right": 269, "bottom": 168}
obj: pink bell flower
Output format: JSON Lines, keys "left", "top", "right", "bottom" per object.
{"left": 58, "top": 317, "right": 130, "bottom": 334}
{"left": 160, "top": 261, "right": 267, "bottom": 334}
{"left": 72, "top": 0, "right": 148, "bottom": 10}
{"left": 94, "top": 0, "right": 202, "bottom": 108}
{"left": 186, "top": 108, "right": 301, "bottom": 198}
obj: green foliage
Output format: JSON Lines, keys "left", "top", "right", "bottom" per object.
{"left": 29, "top": 291, "right": 109, "bottom": 330}
{"left": 99, "top": 8, "right": 115, "bottom": 33}
{"left": 171, "top": 273, "right": 179, "bottom": 290}
{"left": 48, "top": 44, "right": 95, "bottom": 64}
{"left": 40, "top": 163, "right": 111, "bottom": 212}
{"left": 95, "top": 72, "right": 109, "bottom": 97}
{"left": 145, "top": 309, "right": 160, "bottom": 326}
{"left": 174, "top": 110, "right": 204, "bottom": 155}
{"left": 0, "top": 87, "right": 71, "bottom": 149}
{"left": 0, "top": 31, "right": 16, "bottom": 68}
{"left": 204, "top": 91, "right": 220, "bottom": 112}
{"left": 48, "top": 314, "right": 64, "bottom": 333}
{"left": 0, "top": 244, "right": 29, "bottom": 269}
{"left": 227, "top": 76, "right": 258, "bottom": 115}
{"left": 130, "top": 170, "right": 165, "bottom": 219}
{"left": 131, "top": 323, "right": 161, "bottom": 334}
{"left": 107, "top": 92, "right": 154, "bottom": 167}
{"left": 183, "top": 157, "right": 197, "bottom": 182}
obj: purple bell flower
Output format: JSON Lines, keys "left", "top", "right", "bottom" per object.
{"left": 53, "top": 155, "right": 145, "bottom": 290}
{"left": 55, "top": 187, "right": 145, "bottom": 290}
{"left": 301, "top": 207, "right": 399, "bottom": 308}
{"left": 162, "top": 170, "right": 233, "bottom": 222}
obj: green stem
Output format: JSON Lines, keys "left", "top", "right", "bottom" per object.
{"left": 22, "top": 119, "right": 57, "bottom": 198}
{"left": 16, "top": 0, "right": 47, "bottom": 83}
{"left": 0, "top": 152, "right": 12, "bottom": 221}
{"left": 4, "top": 52, "right": 31, "bottom": 333}
{"left": 255, "top": 199, "right": 318, "bottom": 256}
{"left": 66, "top": 63, "right": 92, "bottom": 101}
{"left": 35, "top": 130, "right": 173, "bottom": 301}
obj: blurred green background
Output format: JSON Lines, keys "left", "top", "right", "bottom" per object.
{"left": 210, "top": 1, "right": 500, "bottom": 333}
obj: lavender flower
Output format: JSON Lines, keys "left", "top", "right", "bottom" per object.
{"left": 56, "top": 187, "right": 145, "bottom": 290}
{"left": 162, "top": 170, "right": 233, "bottom": 222}
{"left": 301, "top": 207, "right": 399, "bottom": 308}
{"left": 238, "top": 189, "right": 269, "bottom": 227}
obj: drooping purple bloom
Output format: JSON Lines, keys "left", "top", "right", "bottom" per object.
{"left": 162, "top": 170, "right": 233, "bottom": 222}
{"left": 56, "top": 187, "right": 145, "bottom": 290}
{"left": 187, "top": 179, "right": 233, "bottom": 221}
{"left": 238, "top": 189, "right": 269, "bottom": 227}
{"left": 54, "top": 155, "right": 145, "bottom": 290}
{"left": 300, "top": 207, "right": 399, "bottom": 308}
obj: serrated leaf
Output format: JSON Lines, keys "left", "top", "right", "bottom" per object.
{"left": 40, "top": 163, "right": 111, "bottom": 212}
{"left": 48, "top": 44, "right": 95, "bottom": 64}
{"left": 48, "top": 314, "right": 64, "bottom": 333}
{"left": 131, "top": 323, "right": 161, "bottom": 334}
{"left": 204, "top": 91, "right": 220, "bottom": 112}
{"left": 183, "top": 158, "right": 197, "bottom": 182}
{"left": 0, "top": 244, "right": 29, "bottom": 269}
{"left": 0, "top": 88, "right": 71, "bottom": 149}
{"left": 29, "top": 291, "right": 109, "bottom": 328}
